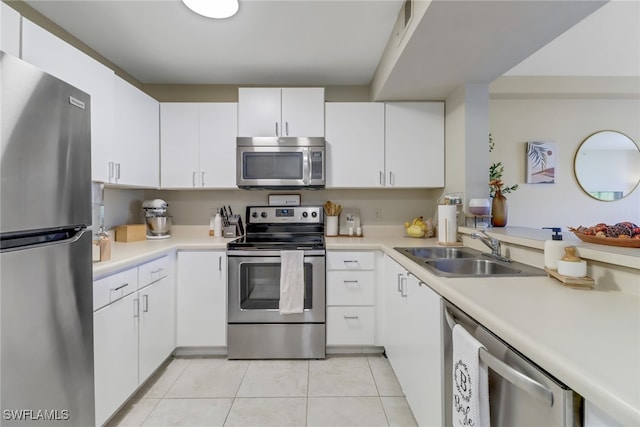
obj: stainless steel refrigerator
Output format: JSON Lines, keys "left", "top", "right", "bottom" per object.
{"left": 0, "top": 52, "right": 94, "bottom": 426}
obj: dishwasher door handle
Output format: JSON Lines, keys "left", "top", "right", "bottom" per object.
{"left": 445, "top": 308, "right": 555, "bottom": 407}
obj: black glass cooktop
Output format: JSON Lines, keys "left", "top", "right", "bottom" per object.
{"left": 227, "top": 233, "right": 325, "bottom": 250}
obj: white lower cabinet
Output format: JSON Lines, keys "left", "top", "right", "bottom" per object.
{"left": 94, "top": 291, "right": 139, "bottom": 427}
{"left": 176, "top": 251, "right": 227, "bottom": 347}
{"left": 326, "top": 251, "right": 376, "bottom": 346}
{"left": 384, "top": 255, "right": 443, "bottom": 427}
{"left": 585, "top": 400, "right": 623, "bottom": 427}
{"left": 93, "top": 256, "right": 175, "bottom": 426}
{"left": 138, "top": 274, "right": 176, "bottom": 382}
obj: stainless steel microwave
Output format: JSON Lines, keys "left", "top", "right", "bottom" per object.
{"left": 236, "top": 137, "right": 326, "bottom": 189}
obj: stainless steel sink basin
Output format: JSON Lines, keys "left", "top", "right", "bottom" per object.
{"left": 422, "top": 258, "right": 547, "bottom": 278}
{"left": 394, "top": 246, "right": 546, "bottom": 277}
{"left": 395, "top": 246, "right": 481, "bottom": 260}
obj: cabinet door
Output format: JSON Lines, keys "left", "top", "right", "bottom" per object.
{"left": 113, "top": 76, "right": 159, "bottom": 187}
{"left": 139, "top": 276, "right": 176, "bottom": 383}
{"left": 404, "top": 274, "right": 443, "bottom": 427}
{"left": 281, "top": 88, "right": 325, "bottom": 137}
{"left": 177, "top": 251, "right": 226, "bottom": 347}
{"left": 22, "top": 19, "right": 115, "bottom": 183}
{"left": 93, "top": 292, "right": 139, "bottom": 427}
{"left": 237, "top": 88, "right": 281, "bottom": 137}
{"left": 385, "top": 102, "right": 444, "bottom": 187}
{"left": 1, "top": 2, "right": 21, "bottom": 57}
{"left": 325, "top": 103, "right": 385, "bottom": 187}
{"left": 160, "top": 103, "right": 200, "bottom": 188}
{"left": 383, "top": 257, "right": 409, "bottom": 383}
{"left": 199, "top": 103, "right": 237, "bottom": 188}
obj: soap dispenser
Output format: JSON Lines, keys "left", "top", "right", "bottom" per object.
{"left": 543, "top": 227, "right": 564, "bottom": 270}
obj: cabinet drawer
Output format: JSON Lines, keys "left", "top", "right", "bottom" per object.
{"left": 326, "top": 251, "right": 374, "bottom": 271}
{"left": 327, "top": 307, "right": 374, "bottom": 346}
{"left": 327, "top": 271, "right": 374, "bottom": 306}
{"left": 93, "top": 268, "right": 139, "bottom": 311}
{"left": 139, "top": 256, "right": 170, "bottom": 288}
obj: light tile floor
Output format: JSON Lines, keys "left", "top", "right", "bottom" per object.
{"left": 106, "top": 355, "right": 418, "bottom": 427}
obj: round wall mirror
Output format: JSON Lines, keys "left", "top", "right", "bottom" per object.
{"left": 574, "top": 131, "right": 640, "bottom": 201}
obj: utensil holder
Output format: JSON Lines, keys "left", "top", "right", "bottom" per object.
{"left": 326, "top": 216, "right": 338, "bottom": 236}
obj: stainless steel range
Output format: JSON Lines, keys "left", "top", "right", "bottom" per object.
{"left": 227, "top": 205, "right": 325, "bottom": 359}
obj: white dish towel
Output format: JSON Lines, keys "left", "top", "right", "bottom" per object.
{"left": 452, "top": 324, "right": 490, "bottom": 427}
{"left": 279, "top": 250, "right": 305, "bottom": 314}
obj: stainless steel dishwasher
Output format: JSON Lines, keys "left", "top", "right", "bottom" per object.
{"left": 443, "top": 300, "right": 582, "bottom": 426}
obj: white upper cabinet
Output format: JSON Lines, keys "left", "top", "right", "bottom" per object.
{"left": 21, "top": 19, "right": 115, "bottom": 183}
{"left": 112, "top": 76, "right": 159, "bottom": 187}
{"left": 385, "top": 102, "right": 444, "bottom": 188}
{"left": 325, "top": 101, "right": 444, "bottom": 188}
{"left": 325, "top": 103, "right": 385, "bottom": 188}
{"left": 198, "top": 103, "right": 237, "bottom": 188}
{"left": 238, "top": 87, "right": 324, "bottom": 137}
{"left": 160, "top": 102, "right": 237, "bottom": 189}
{"left": 1, "top": 3, "right": 21, "bottom": 57}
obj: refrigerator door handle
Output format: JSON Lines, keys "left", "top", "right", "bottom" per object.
{"left": 445, "top": 308, "right": 554, "bottom": 407}
{"left": 1, "top": 227, "right": 88, "bottom": 252}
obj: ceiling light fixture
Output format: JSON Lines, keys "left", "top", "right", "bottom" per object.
{"left": 181, "top": 0, "right": 239, "bottom": 19}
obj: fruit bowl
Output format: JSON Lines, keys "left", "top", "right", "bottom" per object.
{"left": 571, "top": 231, "right": 640, "bottom": 248}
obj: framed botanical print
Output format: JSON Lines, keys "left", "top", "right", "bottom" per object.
{"left": 526, "top": 141, "right": 557, "bottom": 184}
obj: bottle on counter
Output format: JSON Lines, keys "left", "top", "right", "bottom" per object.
{"left": 213, "top": 209, "right": 223, "bottom": 237}
{"left": 543, "top": 227, "right": 564, "bottom": 270}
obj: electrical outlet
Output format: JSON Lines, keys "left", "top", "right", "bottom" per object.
{"left": 375, "top": 209, "right": 382, "bottom": 221}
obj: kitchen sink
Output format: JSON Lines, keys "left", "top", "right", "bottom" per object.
{"left": 395, "top": 246, "right": 481, "bottom": 260}
{"left": 422, "top": 258, "right": 547, "bottom": 277}
{"left": 394, "top": 246, "right": 546, "bottom": 277}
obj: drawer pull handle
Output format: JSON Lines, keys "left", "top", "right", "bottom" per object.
{"left": 343, "top": 315, "right": 359, "bottom": 320}
{"left": 151, "top": 268, "right": 164, "bottom": 274}
{"left": 112, "top": 283, "right": 129, "bottom": 292}
{"left": 343, "top": 280, "right": 360, "bottom": 286}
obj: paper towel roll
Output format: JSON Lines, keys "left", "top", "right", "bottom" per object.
{"left": 438, "top": 205, "right": 458, "bottom": 243}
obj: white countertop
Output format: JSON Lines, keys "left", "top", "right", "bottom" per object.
{"left": 93, "top": 225, "right": 640, "bottom": 425}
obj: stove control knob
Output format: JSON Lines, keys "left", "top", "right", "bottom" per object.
{"left": 302, "top": 212, "right": 308, "bottom": 218}
{"left": 261, "top": 212, "right": 268, "bottom": 218}
{"left": 311, "top": 211, "right": 317, "bottom": 218}
{"left": 251, "top": 212, "right": 258, "bottom": 218}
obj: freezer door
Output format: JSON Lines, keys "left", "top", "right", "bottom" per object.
{"left": 1, "top": 231, "right": 94, "bottom": 426}
{"left": 0, "top": 52, "right": 91, "bottom": 234}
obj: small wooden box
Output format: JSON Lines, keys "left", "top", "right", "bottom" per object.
{"left": 115, "top": 224, "right": 147, "bottom": 242}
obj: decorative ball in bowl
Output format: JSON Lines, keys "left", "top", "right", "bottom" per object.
{"left": 469, "top": 198, "right": 491, "bottom": 215}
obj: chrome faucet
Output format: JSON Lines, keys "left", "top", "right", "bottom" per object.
{"left": 471, "top": 230, "right": 511, "bottom": 262}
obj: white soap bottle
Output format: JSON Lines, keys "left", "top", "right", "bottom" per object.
{"left": 543, "top": 227, "right": 565, "bottom": 270}
{"left": 213, "top": 209, "right": 223, "bottom": 237}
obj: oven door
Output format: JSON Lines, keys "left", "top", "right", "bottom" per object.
{"left": 237, "top": 146, "right": 309, "bottom": 188}
{"left": 227, "top": 250, "right": 325, "bottom": 324}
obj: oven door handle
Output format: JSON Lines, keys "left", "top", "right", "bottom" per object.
{"left": 227, "top": 249, "right": 325, "bottom": 257}
{"left": 444, "top": 308, "right": 554, "bottom": 407}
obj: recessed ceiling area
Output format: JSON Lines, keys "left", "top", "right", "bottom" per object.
{"left": 16, "top": 0, "right": 623, "bottom": 100}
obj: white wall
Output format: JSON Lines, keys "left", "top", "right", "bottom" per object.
{"left": 489, "top": 97, "right": 640, "bottom": 230}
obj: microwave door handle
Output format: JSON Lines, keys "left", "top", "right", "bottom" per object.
{"left": 303, "top": 149, "right": 310, "bottom": 185}
{"left": 445, "top": 308, "right": 554, "bottom": 407}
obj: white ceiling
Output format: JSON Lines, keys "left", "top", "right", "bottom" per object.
{"left": 22, "top": 0, "right": 405, "bottom": 86}
{"left": 20, "top": 0, "right": 625, "bottom": 100}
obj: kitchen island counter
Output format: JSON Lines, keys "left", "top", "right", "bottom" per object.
{"left": 95, "top": 225, "right": 639, "bottom": 425}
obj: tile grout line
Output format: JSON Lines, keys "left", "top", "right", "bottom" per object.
{"left": 367, "top": 355, "right": 392, "bottom": 427}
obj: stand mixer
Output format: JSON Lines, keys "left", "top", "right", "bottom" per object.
{"left": 142, "top": 199, "right": 172, "bottom": 239}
